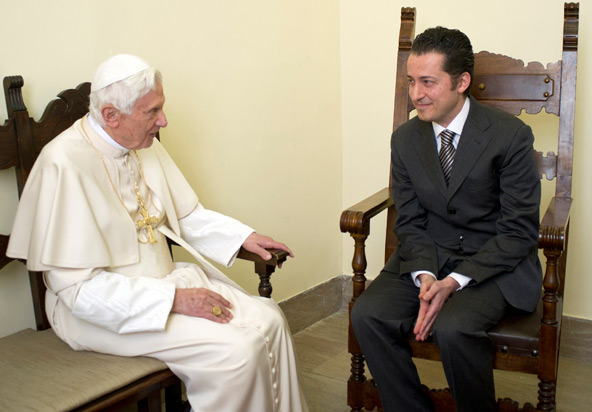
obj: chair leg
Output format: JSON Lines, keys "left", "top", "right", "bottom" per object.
{"left": 137, "top": 390, "right": 163, "bottom": 412}
{"left": 165, "top": 380, "right": 185, "bottom": 411}
{"left": 537, "top": 246, "right": 561, "bottom": 411}
{"left": 347, "top": 233, "right": 372, "bottom": 412}
{"left": 537, "top": 378, "right": 557, "bottom": 411}
{"left": 347, "top": 355, "right": 365, "bottom": 411}
{"left": 348, "top": 298, "right": 367, "bottom": 412}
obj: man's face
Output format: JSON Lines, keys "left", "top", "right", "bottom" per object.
{"left": 407, "top": 52, "right": 469, "bottom": 128}
{"left": 113, "top": 82, "right": 167, "bottom": 150}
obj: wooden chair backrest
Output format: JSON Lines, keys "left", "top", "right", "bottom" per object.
{"left": 385, "top": 4, "right": 579, "bottom": 285}
{"left": 0, "top": 76, "right": 91, "bottom": 330}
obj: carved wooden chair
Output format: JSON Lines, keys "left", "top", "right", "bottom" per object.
{"left": 340, "top": 3, "right": 578, "bottom": 412}
{"left": 0, "top": 75, "right": 289, "bottom": 411}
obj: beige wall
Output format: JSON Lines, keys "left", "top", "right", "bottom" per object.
{"left": 0, "top": 0, "right": 590, "bottom": 339}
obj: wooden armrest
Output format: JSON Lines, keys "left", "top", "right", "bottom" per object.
{"left": 539, "top": 196, "right": 571, "bottom": 298}
{"left": 340, "top": 187, "right": 394, "bottom": 236}
{"left": 0, "top": 234, "right": 13, "bottom": 270}
{"left": 237, "top": 247, "right": 290, "bottom": 267}
{"left": 538, "top": 196, "right": 571, "bottom": 250}
{"left": 237, "top": 247, "right": 290, "bottom": 298}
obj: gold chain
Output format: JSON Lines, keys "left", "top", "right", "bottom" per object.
{"left": 130, "top": 151, "right": 160, "bottom": 243}
{"left": 131, "top": 150, "right": 161, "bottom": 216}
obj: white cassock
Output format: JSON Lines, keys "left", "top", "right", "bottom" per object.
{"left": 7, "top": 115, "right": 309, "bottom": 412}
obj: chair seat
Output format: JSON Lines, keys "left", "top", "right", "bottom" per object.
{"left": 488, "top": 296, "right": 562, "bottom": 358}
{"left": 0, "top": 328, "right": 169, "bottom": 411}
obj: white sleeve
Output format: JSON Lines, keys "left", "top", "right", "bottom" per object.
{"left": 46, "top": 267, "right": 175, "bottom": 334}
{"left": 410, "top": 270, "right": 472, "bottom": 291}
{"left": 179, "top": 204, "right": 254, "bottom": 267}
{"left": 447, "top": 272, "right": 472, "bottom": 290}
{"left": 410, "top": 270, "right": 436, "bottom": 287}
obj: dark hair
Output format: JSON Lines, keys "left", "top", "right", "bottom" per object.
{"left": 411, "top": 26, "right": 474, "bottom": 96}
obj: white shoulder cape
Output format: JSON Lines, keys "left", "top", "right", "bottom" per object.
{"left": 7, "top": 118, "right": 198, "bottom": 271}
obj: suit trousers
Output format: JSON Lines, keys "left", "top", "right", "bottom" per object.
{"left": 351, "top": 269, "right": 510, "bottom": 412}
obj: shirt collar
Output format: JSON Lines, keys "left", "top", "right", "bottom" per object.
{"left": 87, "top": 114, "right": 129, "bottom": 152}
{"left": 432, "top": 96, "right": 470, "bottom": 138}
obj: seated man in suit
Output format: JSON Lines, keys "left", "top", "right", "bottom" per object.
{"left": 8, "top": 54, "right": 309, "bottom": 412}
{"left": 351, "top": 27, "right": 541, "bottom": 412}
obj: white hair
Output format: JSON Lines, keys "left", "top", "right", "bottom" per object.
{"left": 89, "top": 67, "right": 162, "bottom": 126}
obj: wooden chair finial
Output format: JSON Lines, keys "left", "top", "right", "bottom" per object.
{"left": 563, "top": 2, "right": 579, "bottom": 52}
{"left": 3, "top": 75, "right": 26, "bottom": 118}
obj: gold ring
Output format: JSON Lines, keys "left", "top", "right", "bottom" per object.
{"left": 212, "top": 306, "right": 222, "bottom": 316}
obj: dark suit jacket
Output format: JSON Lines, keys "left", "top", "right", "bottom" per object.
{"left": 385, "top": 96, "right": 542, "bottom": 312}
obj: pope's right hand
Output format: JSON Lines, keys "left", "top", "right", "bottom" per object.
{"left": 171, "top": 287, "right": 233, "bottom": 323}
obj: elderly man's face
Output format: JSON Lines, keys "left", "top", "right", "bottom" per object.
{"left": 114, "top": 82, "right": 167, "bottom": 150}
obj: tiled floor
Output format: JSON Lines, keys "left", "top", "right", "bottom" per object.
{"left": 293, "top": 309, "right": 351, "bottom": 412}
{"left": 293, "top": 310, "right": 592, "bottom": 412}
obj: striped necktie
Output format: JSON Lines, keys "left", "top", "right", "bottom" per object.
{"left": 439, "top": 129, "right": 455, "bottom": 185}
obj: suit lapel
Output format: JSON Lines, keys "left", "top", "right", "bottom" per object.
{"left": 447, "top": 98, "right": 492, "bottom": 199}
{"left": 412, "top": 121, "right": 448, "bottom": 198}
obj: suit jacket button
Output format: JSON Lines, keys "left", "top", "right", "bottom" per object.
{"left": 459, "top": 235, "right": 465, "bottom": 242}
{"left": 448, "top": 208, "right": 456, "bottom": 215}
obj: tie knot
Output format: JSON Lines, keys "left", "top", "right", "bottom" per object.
{"left": 440, "top": 129, "right": 455, "bottom": 146}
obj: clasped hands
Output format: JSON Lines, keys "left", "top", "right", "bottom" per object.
{"left": 414, "top": 274, "right": 460, "bottom": 341}
{"left": 171, "top": 233, "right": 293, "bottom": 323}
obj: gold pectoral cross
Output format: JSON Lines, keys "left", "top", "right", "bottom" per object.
{"left": 136, "top": 206, "right": 158, "bottom": 244}
{"left": 133, "top": 183, "right": 159, "bottom": 244}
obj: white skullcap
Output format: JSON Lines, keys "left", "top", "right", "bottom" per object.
{"left": 91, "top": 54, "right": 150, "bottom": 92}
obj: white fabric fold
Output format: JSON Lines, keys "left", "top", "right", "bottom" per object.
{"left": 179, "top": 204, "right": 254, "bottom": 267}
{"left": 71, "top": 271, "right": 175, "bottom": 333}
